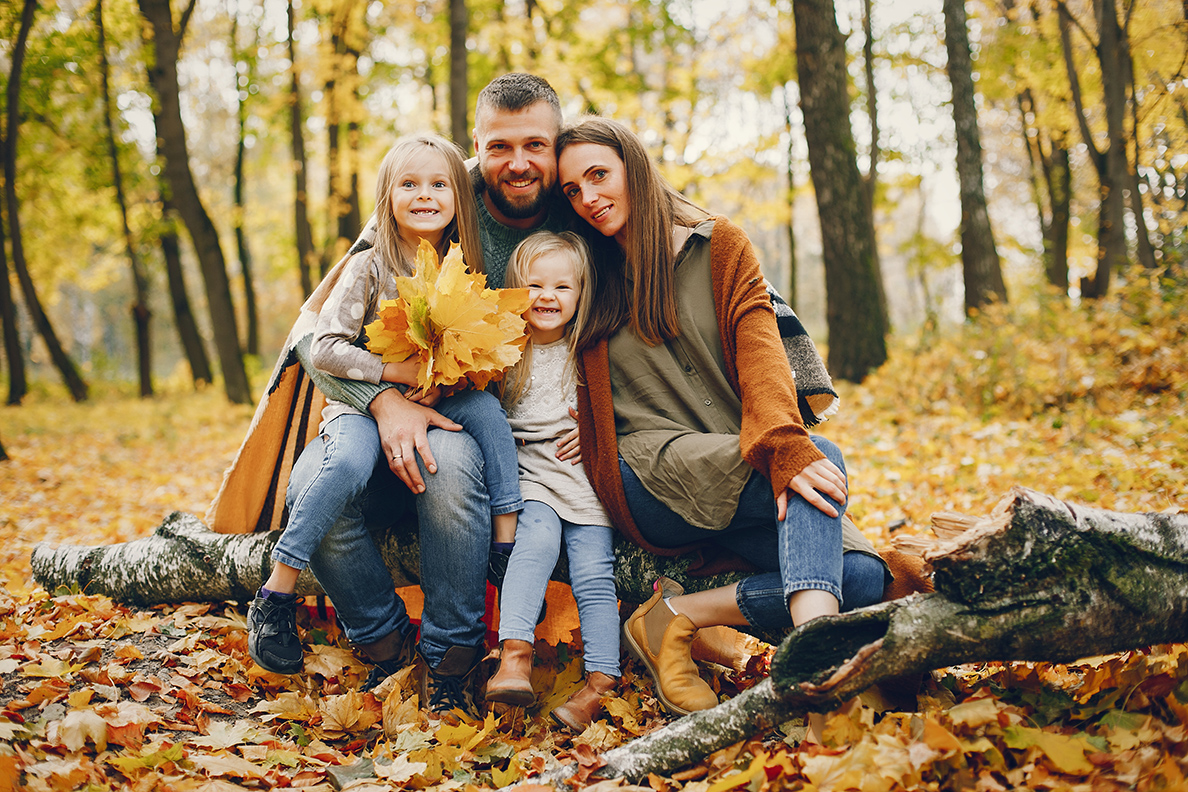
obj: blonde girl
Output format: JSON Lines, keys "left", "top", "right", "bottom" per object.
{"left": 248, "top": 134, "right": 523, "bottom": 691}
{"left": 483, "top": 231, "right": 620, "bottom": 731}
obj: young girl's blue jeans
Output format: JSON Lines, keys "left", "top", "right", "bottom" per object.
{"left": 497, "top": 500, "right": 621, "bottom": 678}
{"left": 619, "top": 436, "right": 887, "bottom": 630}
{"left": 431, "top": 389, "right": 523, "bottom": 518}
{"left": 273, "top": 389, "right": 522, "bottom": 574}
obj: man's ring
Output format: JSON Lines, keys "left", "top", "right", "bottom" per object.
{"left": 392, "top": 453, "right": 402, "bottom": 460}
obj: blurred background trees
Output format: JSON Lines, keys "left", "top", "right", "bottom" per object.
{"left": 0, "top": 0, "right": 1184, "bottom": 400}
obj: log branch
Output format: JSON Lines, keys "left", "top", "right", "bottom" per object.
{"left": 538, "top": 486, "right": 1188, "bottom": 783}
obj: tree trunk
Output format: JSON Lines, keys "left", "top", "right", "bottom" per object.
{"left": 529, "top": 487, "right": 1188, "bottom": 783}
{"left": 289, "top": 0, "right": 316, "bottom": 298}
{"left": 1121, "top": 35, "right": 1157, "bottom": 270}
{"left": 791, "top": 0, "right": 887, "bottom": 383}
{"left": 159, "top": 191, "right": 213, "bottom": 386}
{"left": 943, "top": 0, "right": 1008, "bottom": 312}
{"left": 139, "top": 0, "right": 250, "bottom": 404}
{"left": 98, "top": 0, "right": 153, "bottom": 397}
{"left": 860, "top": 0, "right": 890, "bottom": 329}
{"left": 343, "top": 99, "right": 362, "bottom": 240}
{"left": 781, "top": 84, "right": 798, "bottom": 310}
{"left": 0, "top": 183, "right": 26, "bottom": 405}
{"left": 325, "top": 28, "right": 343, "bottom": 275}
{"left": 1058, "top": 0, "right": 1128, "bottom": 298}
{"left": 1045, "top": 142, "right": 1072, "bottom": 290}
{"left": 0, "top": 430, "right": 7, "bottom": 461}
{"left": 232, "top": 13, "right": 259, "bottom": 358}
{"left": 449, "top": 0, "right": 470, "bottom": 154}
{"left": 5, "top": 0, "right": 89, "bottom": 403}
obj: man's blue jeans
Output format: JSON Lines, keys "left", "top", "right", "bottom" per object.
{"left": 498, "top": 501, "right": 620, "bottom": 678}
{"left": 287, "top": 422, "right": 492, "bottom": 668}
{"left": 620, "top": 436, "right": 885, "bottom": 630}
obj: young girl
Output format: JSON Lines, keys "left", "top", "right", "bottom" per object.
{"left": 247, "top": 134, "right": 523, "bottom": 684}
{"left": 483, "top": 231, "right": 621, "bottom": 731}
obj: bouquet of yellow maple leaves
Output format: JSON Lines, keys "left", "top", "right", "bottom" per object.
{"left": 364, "top": 239, "right": 534, "bottom": 392}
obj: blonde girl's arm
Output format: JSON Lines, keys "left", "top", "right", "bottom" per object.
{"left": 310, "top": 252, "right": 387, "bottom": 384}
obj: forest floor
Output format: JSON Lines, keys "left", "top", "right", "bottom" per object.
{"left": 1, "top": 271, "right": 1186, "bottom": 790}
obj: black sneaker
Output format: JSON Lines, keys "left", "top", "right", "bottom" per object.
{"left": 247, "top": 592, "right": 303, "bottom": 674}
{"left": 418, "top": 646, "right": 480, "bottom": 719}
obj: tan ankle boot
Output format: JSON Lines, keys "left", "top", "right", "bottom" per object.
{"left": 652, "top": 577, "right": 765, "bottom": 674}
{"left": 551, "top": 671, "right": 617, "bottom": 731}
{"left": 622, "top": 583, "right": 718, "bottom": 716}
{"left": 484, "top": 640, "right": 534, "bottom": 707}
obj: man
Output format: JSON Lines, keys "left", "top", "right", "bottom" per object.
{"left": 250, "top": 73, "right": 568, "bottom": 717}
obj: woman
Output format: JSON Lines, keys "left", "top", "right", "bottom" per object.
{"left": 557, "top": 116, "right": 889, "bottom": 716}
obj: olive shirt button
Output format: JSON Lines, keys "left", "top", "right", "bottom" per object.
{"left": 704, "top": 399, "right": 712, "bottom": 406}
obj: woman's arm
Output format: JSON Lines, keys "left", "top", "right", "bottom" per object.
{"left": 710, "top": 218, "right": 827, "bottom": 496}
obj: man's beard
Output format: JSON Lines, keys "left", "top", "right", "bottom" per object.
{"left": 483, "top": 169, "right": 554, "bottom": 220}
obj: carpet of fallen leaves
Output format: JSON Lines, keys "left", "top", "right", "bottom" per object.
{"left": 1, "top": 269, "right": 1185, "bottom": 791}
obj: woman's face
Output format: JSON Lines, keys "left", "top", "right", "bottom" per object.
{"left": 558, "top": 143, "right": 630, "bottom": 247}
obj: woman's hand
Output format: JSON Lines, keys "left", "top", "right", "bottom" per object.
{"left": 777, "top": 457, "right": 848, "bottom": 521}
{"left": 555, "top": 407, "right": 582, "bottom": 464}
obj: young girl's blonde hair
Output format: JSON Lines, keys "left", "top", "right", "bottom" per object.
{"left": 499, "top": 231, "right": 595, "bottom": 408}
{"left": 371, "top": 134, "right": 483, "bottom": 279}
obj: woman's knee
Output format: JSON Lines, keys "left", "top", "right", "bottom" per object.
{"left": 810, "top": 435, "right": 846, "bottom": 476}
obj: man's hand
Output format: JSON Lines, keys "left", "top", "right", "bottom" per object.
{"left": 370, "top": 389, "right": 461, "bottom": 493}
{"left": 777, "top": 457, "right": 848, "bottom": 521}
{"left": 555, "top": 407, "right": 581, "bottom": 464}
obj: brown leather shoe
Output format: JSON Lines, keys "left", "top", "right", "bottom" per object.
{"left": 552, "top": 671, "right": 617, "bottom": 731}
{"left": 622, "top": 581, "right": 718, "bottom": 715}
{"left": 649, "top": 577, "right": 764, "bottom": 674}
{"left": 484, "top": 639, "right": 535, "bottom": 707}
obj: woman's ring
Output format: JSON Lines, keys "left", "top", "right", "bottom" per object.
{"left": 392, "top": 453, "right": 402, "bottom": 460}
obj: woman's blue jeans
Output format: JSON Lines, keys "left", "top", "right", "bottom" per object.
{"left": 620, "top": 436, "right": 885, "bottom": 630}
{"left": 498, "top": 501, "right": 620, "bottom": 677}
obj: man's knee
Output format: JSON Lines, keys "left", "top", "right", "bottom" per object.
{"left": 420, "top": 428, "right": 485, "bottom": 489}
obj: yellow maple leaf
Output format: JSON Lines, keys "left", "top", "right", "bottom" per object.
{"left": 364, "top": 239, "right": 532, "bottom": 391}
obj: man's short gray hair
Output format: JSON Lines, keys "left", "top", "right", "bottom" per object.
{"left": 475, "top": 73, "right": 562, "bottom": 132}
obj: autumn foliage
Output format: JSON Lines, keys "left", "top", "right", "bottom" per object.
{"left": 0, "top": 269, "right": 1184, "bottom": 790}
{"left": 364, "top": 240, "right": 533, "bottom": 392}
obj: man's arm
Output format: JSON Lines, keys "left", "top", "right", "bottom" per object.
{"left": 294, "top": 333, "right": 460, "bottom": 492}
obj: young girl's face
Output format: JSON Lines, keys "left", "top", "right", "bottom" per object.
{"left": 524, "top": 251, "right": 581, "bottom": 345}
{"left": 391, "top": 148, "right": 457, "bottom": 249}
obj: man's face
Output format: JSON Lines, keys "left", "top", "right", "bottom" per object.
{"left": 474, "top": 101, "right": 559, "bottom": 228}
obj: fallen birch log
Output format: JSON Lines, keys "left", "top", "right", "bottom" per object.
{"left": 531, "top": 486, "right": 1188, "bottom": 784}
{"left": 29, "top": 511, "right": 756, "bottom": 608}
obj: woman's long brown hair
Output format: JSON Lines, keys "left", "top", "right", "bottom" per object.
{"left": 556, "top": 117, "right": 707, "bottom": 346}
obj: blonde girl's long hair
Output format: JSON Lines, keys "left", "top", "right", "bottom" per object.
{"left": 499, "top": 231, "right": 596, "bottom": 409}
{"left": 371, "top": 134, "right": 483, "bottom": 279}
{"left": 555, "top": 116, "right": 708, "bottom": 346}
